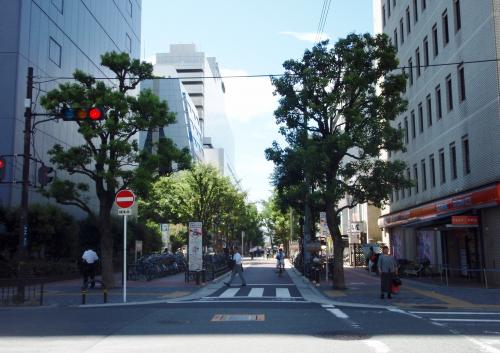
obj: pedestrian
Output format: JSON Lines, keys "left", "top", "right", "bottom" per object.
{"left": 377, "top": 245, "right": 398, "bottom": 299}
{"left": 224, "top": 246, "right": 246, "bottom": 287}
{"left": 81, "top": 248, "right": 99, "bottom": 289}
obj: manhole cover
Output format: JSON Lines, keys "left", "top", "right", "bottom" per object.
{"left": 313, "top": 331, "right": 371, "bottom": 340}
{"left": 157, "top": 320, "right": 191, "bottom": 325}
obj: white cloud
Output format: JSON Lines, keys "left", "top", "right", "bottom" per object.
{"left": 279, "top": 31, "right": 330, "bottom": 43}
{"left": 221, "top": 68, "right": 278, "bottom": 123}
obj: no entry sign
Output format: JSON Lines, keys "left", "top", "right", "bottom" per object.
{"left": 115, "top": 189, "right": 135, "bottom": 209}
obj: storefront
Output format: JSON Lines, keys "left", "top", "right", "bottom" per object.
{"left": 379, "top": 182, "right": 500, "bottom": 286}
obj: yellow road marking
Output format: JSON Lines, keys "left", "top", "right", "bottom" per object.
{"left": 323, "top": 290, "right": 346, "bottom": 298}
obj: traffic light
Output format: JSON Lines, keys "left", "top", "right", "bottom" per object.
{"left": 0, "top": 157, "right": 5, "bottom": 182}
{"left": 38, "top": 165, "right": 54, "bottom": 187}
{"left": 61, "top": 107, "right": 105, "bottom": 122}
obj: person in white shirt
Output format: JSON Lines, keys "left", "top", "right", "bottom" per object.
{"left": 82, "top": 248, "right": 99, "bottom": 288}
{"left": 224, "top": 247, "right": 246, "bottom": 287}
{"left": 276, "top": 248, "right": 285, "bottom": 272}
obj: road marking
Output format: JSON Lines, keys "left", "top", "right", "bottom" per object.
{"left": 387, "top": 308, "right": 422, "bottom": 319}
{"left": 326, "top": 308, "right": 349, "bottom": 319}
{"left": 410, "top": 311, "right": 500, "bottom": 315}
{"left": 248, "top": 288, "right": 264, "bottom": 297}
{"left": 458, "top": 332, "right": 500, "bottom": 353}
{"left": 219, "top": 288, "right": 239, "bottom": 298}
{"left": 404, "top": 285, "right": 474, "bottom": 307}
{"left": 276, "top": 288, "right": 291, "bottom": 298}
{"left": 432, "top": 318, "right": 500, "bottom": 323}
{"left": 211, "top": 314, "right": 265, "bottom": 322}
{"left": 364, "top": 339, "right": 391, "bottom": 353}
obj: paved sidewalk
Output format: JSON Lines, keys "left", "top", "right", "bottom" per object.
{"left": 41, "top": 271, "right": 210, "bottom": 306}
{"left": 315, "top": 266, "right": 500, "bottom": 310}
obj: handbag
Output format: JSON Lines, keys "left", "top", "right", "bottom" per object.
{"left": 392, "top": 276, "right": 402, "bottom": 286}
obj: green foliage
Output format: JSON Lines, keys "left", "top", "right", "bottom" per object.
{"left": 261, "top": 194, "right": 299, "bottom": 248}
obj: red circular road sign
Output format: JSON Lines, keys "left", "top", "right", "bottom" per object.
{"left": 115, "top": 189, "right": 135, "bottom": 209}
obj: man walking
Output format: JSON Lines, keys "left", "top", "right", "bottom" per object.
{"left": 224, "top": 247, "right": 246, "bottom": 287}
{"left": 377, "top": 245, "right": 398, "bottom": 299}
{"left": 82, "top": 248, "right": 99, "bottom": 289}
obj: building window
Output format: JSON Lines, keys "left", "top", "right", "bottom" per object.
{"left": 125, "top": 33, "right": 131, "bottom": 54}
{"left": 408, "top": 58, "right": 413, "bottom": 85}
{"left": 421, "top": 159, "right": 427, "bottom": 191}
{"left": 454, "top": 0, "right": 461, "bottom": 32}
{"left": 415, "top": 48, "right": 421, "bottom": 77}
{"left": 442, "top": 10, "right": 450, "bottom": 45}
{"left": 450, "top": 142, "right": 457, "bottom": 179}
{"left": 393, "top": 0, "right": 396, "bottom": 8}
{"left": 446, "top": 74, "right": 453, "bottom": 111}
{"left": 430, "top": 154, "right": 436, "bottom": 187}
{"left": 128, "top": 0, "right": 133, "bottom": 17}
{"left": 382, "top": 4, "right": 387, "bottom": 27}
{"left": 388, "top": 1, "right": 391, "bottom": 17}
{"left": 407, "top": 168, "right": 412, "bottom": 196}
{"left": 462, "top": 135, "right": 470, "bottom": 175}
{"left": 418, "top": 103, "right": 424, "bottom": 133}
{"left": 435, "top": 85, "right": 443, "bottom": 119}
{"left": 432, "top": 24, "right": 439, "bottom": 57}
{"left": 411, "top": 110, "right": 416, "bottom": 138}
{"left": 423, "top": 36, "right": 429, "bottom": 68}
{"left": 413, "top": 164, "right": 419, "bottom": 193}
{"left": 439, "top": 148, "right": 446, "bottom": 184}
{"left": 406, "top": 7, "right": 411, "bottom": 34}
{"left": 51, "top": 0, "right": 64, "bottom": 14}
{"left": 400, "top": 19, "right": 405, "bottom": 44}
{"left": 404, "top": 117, "right": 409, "bottom": 143}
{"left": 422, "top": 0, "right": 426, "bottom": 10}
{"left": 413, "top": 0, "right": 418, "bottom": 22}
{"left": 458, "top": 64, "right": 466, "bottom": 101}
{"left": 394, "top": 29, "right": 398, "bottom": 51}
{"left": 49, "top": 37, "right": 62, "bottom": 67}
{"left": 426, "top": 94, "right": 432, "bottom": 126}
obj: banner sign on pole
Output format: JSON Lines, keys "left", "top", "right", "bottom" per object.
{"left": 188, "top": 222, "right": 203, "bottom": 271}
{"left": 160, "top": 223, "right": 170, "bottom": 250}
{"left": 319, "top": 212, "right": 330, "bottom": 237}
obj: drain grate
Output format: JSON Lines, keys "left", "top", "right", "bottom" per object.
{"left": 211, "top": 314, "right": 265, "bottom": 322}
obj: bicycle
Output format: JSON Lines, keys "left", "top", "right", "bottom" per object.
{"left": 276, "top": 261, "right": 285, "bottom": 276}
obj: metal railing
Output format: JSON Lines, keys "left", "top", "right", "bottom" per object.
{"left": 0, "top": 278, "right": 45, "bottom": 306}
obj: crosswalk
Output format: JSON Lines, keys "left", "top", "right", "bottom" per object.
{"left": 200, "top": 285, "right": 304, "bottom": 301}
{"left": 407, "top": 310, "right": 500, "bottom": 325}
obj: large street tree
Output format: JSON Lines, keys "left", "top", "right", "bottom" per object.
{"left": 40, "top": 52, "right": 190, "bottom": 287}
{"left": 266, "top": 34, "right": 411, "bottom": 289}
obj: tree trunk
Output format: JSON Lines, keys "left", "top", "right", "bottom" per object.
{"left": 99, "top": 208, "right": 115, "bottom": 288}
{"left": 326, "top": 202, "right": 346, "bottom": 289}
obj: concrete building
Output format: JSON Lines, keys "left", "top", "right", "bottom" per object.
{"left": 153, "top": 44, "right": 237, "bottom": 182}
{"left": 374, "top": 0, "right": 500, "bottom": 286}
{"left": 0, "top": 0, "right": 141, "bottom": 211}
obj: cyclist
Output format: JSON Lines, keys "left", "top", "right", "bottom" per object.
{"left": 276, "top": 248, "right": 285, "bottom": 274}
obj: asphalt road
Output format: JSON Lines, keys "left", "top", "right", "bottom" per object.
{"left": 1, "top": 260, "right": 499, "bottom": 353}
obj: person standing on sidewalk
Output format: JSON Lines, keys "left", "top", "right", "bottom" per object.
{"left": 224, "top": 247, "right": 247, "bottom": 287}
{"left": 377, "top": 245, "right": 398, "bottom": 299}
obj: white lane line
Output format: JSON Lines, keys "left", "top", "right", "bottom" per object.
{"left": 387, "top": 308, "right": 422, "bottom": 319}
{"left": 248, "top": 288, "right": 264, "bottom": 297}
{"left": 276, "top": 288, "right": 291, "bottom": 298}
{"left": 327, "top": 308, "right": 349, "bottom": 319}
{"left": 219, "top": 288, "right": 239, "bottom": 298}
{"left": 461, "top": 334, "right": 500, "bottom": 353}
{"left": 410, "top": 311, "right": 500, "bottom": 315}
{"left": 432, "top": 318, "right": 500, "bottom": 323}
{"left": 364, "top": 339, "right": 391, "bottom": 353}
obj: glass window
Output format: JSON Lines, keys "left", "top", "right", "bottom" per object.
{"left": 432, "top": 24, "right": 439, "bottom": 57}
{"left": 462, "top": 135, "right": 470, "bottom": 175}
{"left": 413, "top": 0, "right": 418, "bottom": 22}
{"left": 404, "top": 117, "right": 409, "bottom": 143}
{"left": 422, "top": 0, "right": 426, "bottom": 10}
{"left": 413, "top": 164, "right": 419, "bottom": 193}
{"left": 406, "top": 7, "right": 411, "bottom": 34}
{"left": 407, "top": 168, "right": 412, "bottom": 196}
{"left": 458, "top": 64, "right": 466, "bottom": 101}
{"left": 446, "top": 74, "right": 453, "bottom": 111}
{"left": 442, "top": 10, "right": 449, "bottom": 45}
{"left": 435, "top": 85, "right": 443, "bottom": 119}
{"left": 426, "top": 94, "right": 432, "bottom": 126}
{"left": 400, "top": 19, "right": 405, "bottom": 44}
{"left": 454, "top": 0, "right": 461, "bottom": 31}
{"left": 49, "top": 37, "right": 62, "bottom": 67}
{"left": 418, "top": 103, "right": 424, "bottom": 133}
{"left": 430, "top": 154, "right": 436, "bottom": 187}
{"left": 450, "top": 142, "right": 457, "bottom": 179}
{"left": 394, "top": 29, "right": 399, "bottom": 51}
{"left": 423, "top": 36, "right": 429, "bottom": 68}
{"left": 439, "top": 148, "right": 446, "bottom": 183}
{"left": 382, "top": 4, "right": 386, "bottom": 27}
{"left": 416, "top": 48, "right": 421, "bottom": 77}
{"left": 411, "top": 110, "right": 416, "bottom": 138}
{"left": 126, "top": 33, "right": 132, "bottom": 54}
{"left": 421, "top": 159, "right": 427, "bottom": 191}
{"left": 408, "top": 58, "right": 413, "bottom": 85}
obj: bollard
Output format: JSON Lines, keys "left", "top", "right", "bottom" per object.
{"left": 81, "top": 289, "right": 87, "bottom": 305}
{"left": 103, "top": 288, "right": 108, "bottom": 303}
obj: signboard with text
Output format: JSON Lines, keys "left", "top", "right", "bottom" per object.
{"left": 451, "top": 215, "right": 478, "bottom": 226}
{"left": 188, "top": 222, "right": 203, "bottom": 271}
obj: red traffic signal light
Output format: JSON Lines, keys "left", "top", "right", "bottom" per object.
{"left": 61, "top": 107, "right": 105, "bottom": 122}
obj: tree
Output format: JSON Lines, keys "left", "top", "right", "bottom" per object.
{"left": 261, "top": 194, "right": 299, "bottom": 253}
{"left": 40, "top": 52, "right": 190, "bottom": 287}
{"left": 266, "top": 34, "right": 411, "bottom": 289}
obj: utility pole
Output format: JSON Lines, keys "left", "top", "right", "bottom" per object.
{"left": 18, "top": 67, "right": 33, "bottom": 263}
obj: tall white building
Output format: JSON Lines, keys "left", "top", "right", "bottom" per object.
{"left": 0, "top": 0, "right": 141, "bottom": 210}
{"left": 375, "top": 0, "right": 500, "bottom": 286}
{"left": 154, "top": 44, "right": 237, "bottom": 182}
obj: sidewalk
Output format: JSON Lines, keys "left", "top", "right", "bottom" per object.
{"left": 316, "top": 266, "right": 500, "bottom": 310}
{"left": 41, "top": 271, "right": 206, "bottom": 306}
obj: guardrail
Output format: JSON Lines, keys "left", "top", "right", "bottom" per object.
{"left": 0, "top": 278, "right": 45, "bottom": 306}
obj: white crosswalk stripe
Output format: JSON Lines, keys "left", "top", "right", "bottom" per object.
{"left": 276, "top": 288, "right": 291, "bottom": 298}
{"left": 219, "top": 288, "right": 239, "bottom": 298}
{"left": 213, "top": 287, "right": 299, "bottom": 300}
{"left": 248, "top": 288, "right": 264, "bottom": 297}
{"left": 406, "top": 310, "right": 500, "bottom": 323}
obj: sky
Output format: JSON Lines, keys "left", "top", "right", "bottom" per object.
{"left": 141, "top": 0, "right": 374, "bottom": 204}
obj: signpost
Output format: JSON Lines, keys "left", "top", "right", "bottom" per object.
{"left": 188, "top": 222, "right": 203, "bottom": 271}
{"left": 115, "top": 189, "right": 135, "bottom": 303}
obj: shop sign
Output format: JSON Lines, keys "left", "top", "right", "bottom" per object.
{"left": 451, "top": 215, "right": 478, "bottom": 226}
